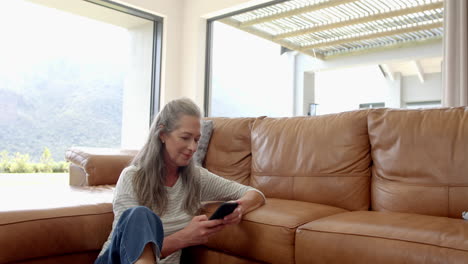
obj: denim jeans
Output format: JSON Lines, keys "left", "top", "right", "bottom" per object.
{"left": 95, "top": 206, "right": 164, "bottom": 264}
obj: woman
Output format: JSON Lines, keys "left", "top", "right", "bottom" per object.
{"left": 95, "top": 98, "right": 265, "bottom": 264}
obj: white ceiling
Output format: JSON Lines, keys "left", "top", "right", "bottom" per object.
{"left": 27, "top": 0, "right": 152, "bottom": 29}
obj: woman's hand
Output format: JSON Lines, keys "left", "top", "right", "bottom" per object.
{"left": 179, "top": 215, "right": 225, "bottom": 246}
{"left": 222, "top": 200, "right": 244, "bottom": 225}
{"left": 222, "top": 190, "right": 265, "bottom": 226}
{"left": 161, "top": 215, "right": 224, "bottom": 258}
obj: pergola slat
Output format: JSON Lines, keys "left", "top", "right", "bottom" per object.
{"left": 323, "top": 35, "right": 442, "bottom": 59}
{"left": 222, "top": 0, "right": 444, "bottom": 60}
{"left": 240, "top": 0, "right": 360, "bottom": 28}
{"left": 274, "top": 2, "right": 443, "bottom": 40}
{"left": 300, "top": 21, "right": 443, "bottom": 51}
{"left": 324, "top": 37, "right": 442, "bottom": 60}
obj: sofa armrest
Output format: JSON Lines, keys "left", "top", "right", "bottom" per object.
{"left": 69, "top": 163, "right": 87, "bottom": 186}
{"left": 66, "top": 147, "right": 138, "bottom": 186}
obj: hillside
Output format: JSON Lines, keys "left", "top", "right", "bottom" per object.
{"left": 0, "top": 58, "right": 124, "bottom": 162}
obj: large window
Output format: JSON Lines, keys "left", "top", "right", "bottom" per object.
{"left": 0, "top": 0, "right": 162, "bottom": 175}
{"left": 208, "top": 21, "right": 294, "bottom": 117}
{"left": 205, "top": 0, "right": 443, "bottom": 117}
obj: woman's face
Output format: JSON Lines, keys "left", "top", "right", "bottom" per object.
{"left": 160, "top": 115, "right": 201, "bottom": 168}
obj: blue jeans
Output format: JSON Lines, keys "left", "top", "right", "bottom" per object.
{"left": 95, "top": 206, "right": 164, "bottom": 264}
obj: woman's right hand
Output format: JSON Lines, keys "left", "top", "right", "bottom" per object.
{"left": 161, "top": 215, "right": 225, "bottom": 258}
{"left": 179, "top": 215, "right": 225, "bottom": 247}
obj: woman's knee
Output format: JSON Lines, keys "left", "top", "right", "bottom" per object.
{"left": 127, "top": 206, "right": 154, "bottom": 216}
{"left": 123, "top": 206, "right": 162, "bottom": 226}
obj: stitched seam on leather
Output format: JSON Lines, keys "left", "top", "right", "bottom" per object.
{"left": 447, "top": 186, "right": 451, "bottom": 217}
{"left": 241, "top": 218, "right": 300, "bottom": 229}
{"left": 374, "top": 177, "right": 468, "bottom": 187}
{"left": 297, "top": 229, "right": 468, "bottom": 252}
{"left": 206, "top": 164, "right": 251, "bottom": 171}
{"left": 66, "top": 150, "right": 89, "bottom": 167}
{"left": 242, "top": 217, "right": 345, "bottom": 229}
{"left": 251, "top": 173, "right": 369, "bottom": 177}
{"left": 0, "top": 211, "right": 113, "bottom": 226}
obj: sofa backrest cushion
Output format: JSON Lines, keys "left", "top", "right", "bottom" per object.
{"left": 204, "top": 118, "right": 257, "bottom": 185}
{"left": 250, "top": 111, "right": 371, "bottom": 211}
{"left": 368, "top": 107, "right": 468, "bottom": 218}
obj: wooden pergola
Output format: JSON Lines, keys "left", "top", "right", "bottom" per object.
{"left": 220, "top": 0, "right": 444, "bottom": 60}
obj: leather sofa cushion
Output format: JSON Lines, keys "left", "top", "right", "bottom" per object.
{"left": 250, "top": 110, "right": 371, "bottom": 211}
{"left": 296, "top": 211, "right": 468, "bottom": 264}
{"left": 203, "top": 198, "right": 347, "bottom": 263}
{"left": 204, "top": 118, "right": 258, "bottom": 185}
{"left": 66, "top": 147, "right": 138, "bottom": 186}
{"left": 0, "top": 186, "right": 113, "bottom": 263}
{"left": 12, "top": 251, "right": 99, "bottom": 264}
{"left": 368, "top": 107, "right": 468, "bottom": 218}
{"left": 182, "top": 246, "right": 264, "bottom": 264}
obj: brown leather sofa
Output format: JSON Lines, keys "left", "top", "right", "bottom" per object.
{"left": 1, "top": 107, "right": 468, "bottom": 263}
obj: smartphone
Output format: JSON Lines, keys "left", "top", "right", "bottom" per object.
{"left": 209, "top": 202, "right": 239, "bottom": 220}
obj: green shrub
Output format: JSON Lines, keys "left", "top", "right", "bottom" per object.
{"left": 52, "top": 161, "right": 69, "bottom": 173}
{"left": 0, "top": 151, "right": 11, "bottom": 173}
{"left": 0, "top": 149, "right": 70, "bottom": 173}
{"left": 9, "top": 153, "right": 33, "bottom": 173}
{"left": 31, "top": 163, "right": 41, "bottom": 173}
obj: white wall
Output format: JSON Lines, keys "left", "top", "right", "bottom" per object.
{"left": 114, "top": 0, "right": 184, "bottom": 106}
{"left": 402, "top": 73, "right": 442, "bottom": 103}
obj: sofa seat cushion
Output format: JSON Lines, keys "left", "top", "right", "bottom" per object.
{"left": 182, "top": 246, "right": 265, "bottom": 264}
{"left": 0, "top": 186, "right": 114, "bottom": 263}
{"left": 203, "top": 198, "right": 347, "bottom": 264}
{"left": 296, "top": 211, "right": 468, "bottom": 264}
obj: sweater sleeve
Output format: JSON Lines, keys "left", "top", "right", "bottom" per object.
{"left": 112, "top": 166, "right": 140, "bottom": 222}
{"left": 98, "top": 166, "right": 141, "bottom": 258}
{"left": 198, "top": 166, "right": 265, "bottom": 202}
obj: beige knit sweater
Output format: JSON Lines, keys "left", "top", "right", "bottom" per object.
{"left": 98, "top": 165, "right": 264, "bottom": 264}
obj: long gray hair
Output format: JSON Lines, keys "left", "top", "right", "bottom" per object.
{"left": 131, "top": 98, "right": 201, "bottom": 216}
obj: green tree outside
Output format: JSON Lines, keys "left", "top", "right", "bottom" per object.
{"left": 39, "top": 147, "right": 54, "bottom": 173}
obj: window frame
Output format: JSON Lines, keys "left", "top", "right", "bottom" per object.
{"left": 85, "top": 0, "right": 163, "bottom": 124}
{"left": 204, "top": 0, "right": 288, "bottom": 117}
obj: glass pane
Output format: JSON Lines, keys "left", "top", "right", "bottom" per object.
{"left": 0, "top": 0, "right": 154, "bottom": 174}
{"left": 210, "top": 21, "right": 294, "bottom": 117}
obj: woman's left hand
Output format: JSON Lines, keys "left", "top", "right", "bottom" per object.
{"left": 222, "top": 200, "right": 244, "bottom": 225}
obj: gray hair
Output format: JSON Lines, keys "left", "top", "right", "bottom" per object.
{"left": 131, "top": 97, "right": 202, "bottom": 216}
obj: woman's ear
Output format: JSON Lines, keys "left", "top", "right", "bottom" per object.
{"left": 159, "top": 132, "right": 166, "bottom": 144}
